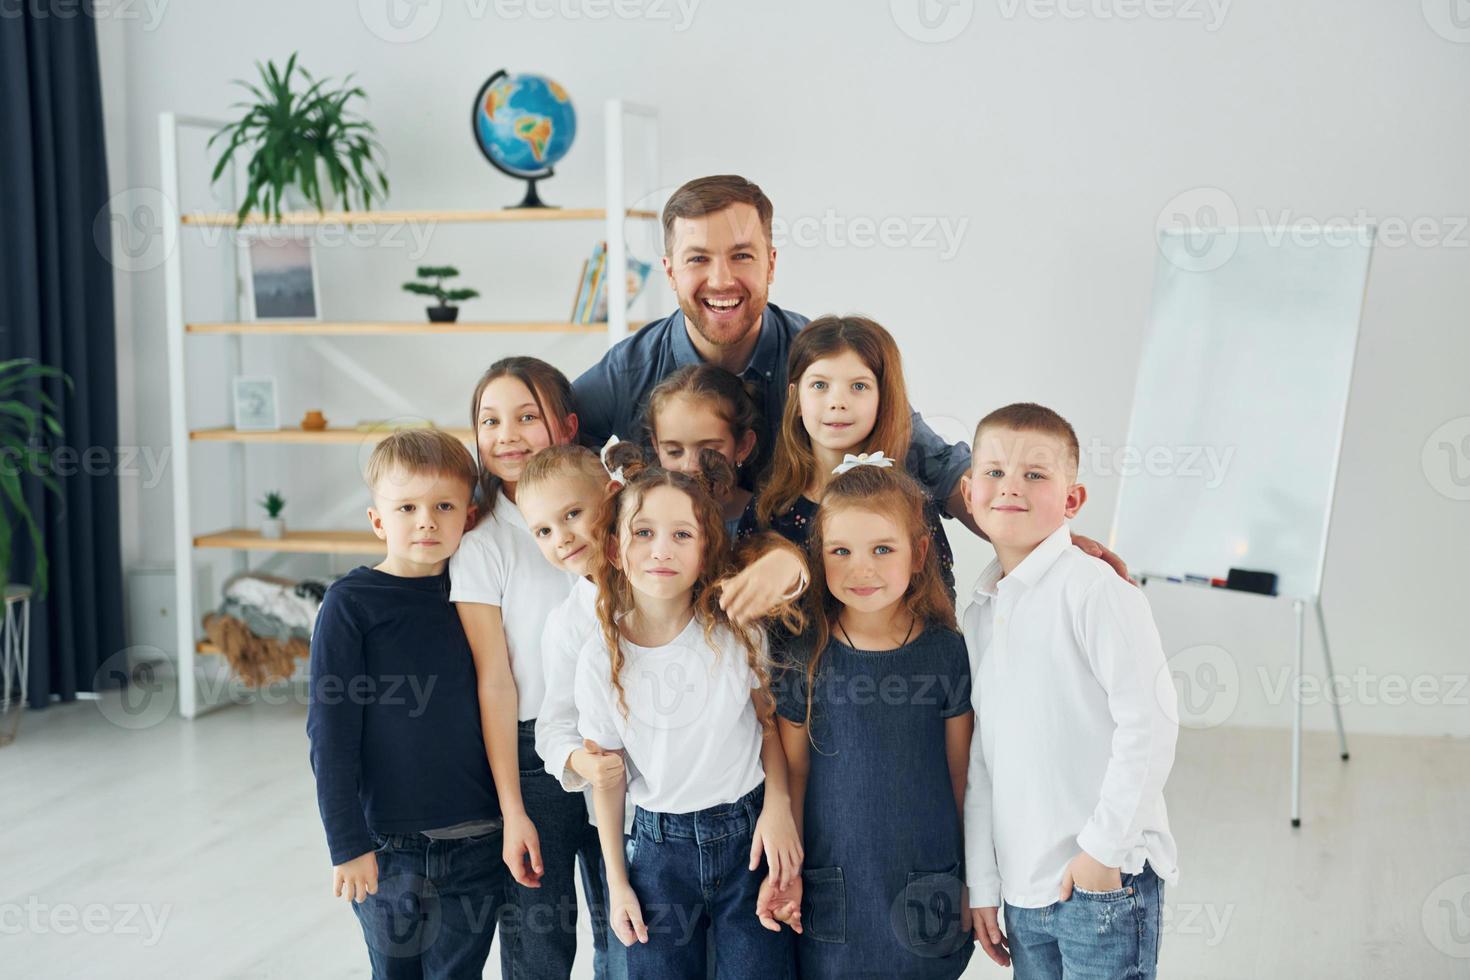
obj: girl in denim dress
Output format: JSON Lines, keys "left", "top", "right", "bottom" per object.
{"left": 734, "top": 315, "right": 956, "bottom": 596}
{"left": 767, "top": 462, "right": 976, "bottom": 979}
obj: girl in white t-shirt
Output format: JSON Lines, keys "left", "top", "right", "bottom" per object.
{"left": 450, "top": 356, "right": 592, "bottom": 979}
{"left": 575, "top": 443, "right": 804, "bottom": 979}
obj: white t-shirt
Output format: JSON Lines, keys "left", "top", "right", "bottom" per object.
{"left": 574, "top": 615, "right": 766, "bottom": 815}
{"left": 449, "top": 492, "right": 577, "bottom": 721}
{"left": 963, "top": 521, "right": 1180, "bottom": 909}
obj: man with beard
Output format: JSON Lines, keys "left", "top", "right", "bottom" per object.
{"left": 572, "top": 175, "right": 971, "bottom": 496}
{"left": 571, "top": 174, "right": 1124, "bottom": 569}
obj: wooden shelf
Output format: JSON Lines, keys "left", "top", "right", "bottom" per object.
{"left": 194, "top": 529, "right": 384, "bottom": 554}
{"left": 180, "top": 207, "right": 658, "bottom": 227}
{"left": 190, "top": 426, "right": 473, "bottom": 445}
{"left": 186, "top": 320, "right": 609, "bottom": 336}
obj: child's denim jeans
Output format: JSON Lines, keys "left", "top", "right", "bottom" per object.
{"left": 1003, "top": 863, "right": 1164, "bottom": 980}
{"left": 352, "top": 829, "right": 505, "bottom": 980}
{"left": 501, "top": 719, "right": 622, "bottom": 980}
{"left": 624, "top": 783, "right": 795, "bottom": 980}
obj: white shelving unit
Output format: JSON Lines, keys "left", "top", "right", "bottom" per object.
{"left": 160, "top": 100, "right": 659, "bottom": 718}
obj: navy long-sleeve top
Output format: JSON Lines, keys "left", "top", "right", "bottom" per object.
{"left": 306, "top": 565, "right": 498, "bottom": 866}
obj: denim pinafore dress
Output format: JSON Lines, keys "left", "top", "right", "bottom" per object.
{"left": 775, "top": 625, "right": 975, "bottom": 980}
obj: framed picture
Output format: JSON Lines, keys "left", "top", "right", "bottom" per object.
{"left": 244, "top": 233, "right": 321, "bottom": 321}
{"left": 233, "top": 377, "right": 280, "bottom": 431}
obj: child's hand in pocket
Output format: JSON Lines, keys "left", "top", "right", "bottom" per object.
{"left": 1059, "top": 850, "right": 1122, "bottom": 900}
{"left": 609, "top": 881, "right": 649, "bottom": 947}
{"left": 333, "top": 851, "right": 379, "bottom": 903}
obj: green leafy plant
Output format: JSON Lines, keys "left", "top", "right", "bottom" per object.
{"left": 208, "top": 52, "right": 389, "bottom": 227}
{"left": 0, "top": 359, "right": 72, "bottom": 601}
{"left": 259, "top": 491, "right": 286, "bottom": 518}
{"left": 402, "top": 266, "right": 480, "bottom": 306}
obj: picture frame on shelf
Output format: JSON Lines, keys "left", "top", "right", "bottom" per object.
{"left": 233, "top": 377, "right": 280, "bottom": 431}
{"left": 243, "top": 232, "right": 321, "bottom": 321}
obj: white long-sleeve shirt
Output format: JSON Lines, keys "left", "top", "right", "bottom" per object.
{"left": 535, "top": 577, "right": 599, "bottom": 793}
{"left": 534, "top": 577, "right": 635, "bottom": 833}
{"left": 963, "top": 522, "right": 1180, "bottom": 909}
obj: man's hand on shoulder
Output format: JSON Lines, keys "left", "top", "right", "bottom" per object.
{"left": 1071, "top": 533, "right": 1130, "bottom": 582}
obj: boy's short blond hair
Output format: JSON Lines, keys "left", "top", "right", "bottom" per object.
{"left": 518, "top": 444, "right": 606, "bottom": 498}
{"left": 364, "top": 428, "right": 478, "bottom": 498}
{"left": 974, "top": 403, "right": 1081, "bottom": 476}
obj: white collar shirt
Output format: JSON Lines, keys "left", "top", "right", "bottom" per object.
{"left": 963, "top": 522, "right": 1180, "bottom": 909}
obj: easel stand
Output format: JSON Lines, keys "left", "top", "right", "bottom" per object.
{"left": 1291, "top": 595, "right": 1351, "bottom": 828}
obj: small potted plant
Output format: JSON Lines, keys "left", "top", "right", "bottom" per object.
{"left": 259, "top": 490, "right": 286, "bottom": 539}
{"left": 208, "top": 53, "right": 390, "bottom": 227}
{"left": 402, "top": 266, "right": 480, "bottom": 322}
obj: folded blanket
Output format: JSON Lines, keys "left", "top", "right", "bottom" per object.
{"left": 202, "top": 572, "right": 332, "bottom": 687}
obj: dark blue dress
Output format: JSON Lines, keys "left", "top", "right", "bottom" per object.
{"left": 774, "top": 626, "right": 975, "bottom": 980}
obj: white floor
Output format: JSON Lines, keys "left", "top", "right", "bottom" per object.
{"left": 3, "top": 682, "right": 1468, "bottom": 979}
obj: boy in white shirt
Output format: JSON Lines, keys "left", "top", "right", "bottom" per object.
{"left": 961, "top": 403, "right": 1179, "bottom": 980}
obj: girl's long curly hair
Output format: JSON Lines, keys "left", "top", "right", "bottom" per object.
{"left": 589, "top": 440, "right": 777, "bottom": 731}
{"left": 797, "top": 464, "right": 956, "bottom": 731}
{"left": 756, "top": 315, "right": 913, "bottom": 530}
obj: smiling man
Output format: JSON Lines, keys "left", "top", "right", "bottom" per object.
{"left": 571, "top": 175, "right": 1126, "bottom": 571}
{"left": 572, "top": 175, "right": 975, "bottom": 520}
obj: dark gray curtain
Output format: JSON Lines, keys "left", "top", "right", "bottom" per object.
{"left": 0, "top": 5, "right": 126, "bottom": 705}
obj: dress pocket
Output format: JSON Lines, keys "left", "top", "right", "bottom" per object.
{"left": 903, "top": 863, "right": 967, "bottom": 951}
{"left": 800, "top": 866, "right": 846, "bottom": 944}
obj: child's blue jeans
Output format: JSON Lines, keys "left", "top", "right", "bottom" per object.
{"left": 624, "top": 783, "right": 795, "bottom": 980}
{"left": 1003, "top": 863, "right": 1164, "bottom": 980}
{"left": 352, "top": 829, "right": 505, "bottom": 980}
{"left": 502, "top": 719, "right": 621, "bottom": 980}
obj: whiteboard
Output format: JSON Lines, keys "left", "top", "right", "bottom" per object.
{"left": 1109, "top": 227, "right": 1374, "bottom": 600}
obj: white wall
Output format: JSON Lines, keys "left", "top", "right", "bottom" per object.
{"left": 98, "top": 0, "right": 1469, "bottom": 737}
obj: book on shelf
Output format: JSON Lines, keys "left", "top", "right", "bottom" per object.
{"left": 570, "top": 241, "right": 654, "bottom": 324}
{"left": 572, "top": 241, "right": 605, "bottom": 324}
{"left": 582, "top": 242, "right": 607, "bottom": 324}
{"left": 569, "top": 258, "right": 590, "bottom": 322}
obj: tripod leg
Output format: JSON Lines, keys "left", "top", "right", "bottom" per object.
{"left": 1315, "top": 600, "right": 1350, "bottom": 761}
{"left": 1291, "top": 599, "right": 1304, "bottom": 828}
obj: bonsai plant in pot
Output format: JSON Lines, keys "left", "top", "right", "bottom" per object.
{"left": 402, "top": 266, "right": 480, "bottom": 322}
{"left": 259, "top": 491, "right": 286, "bottom": 539}
{"left": 208, "top": 52, "right": 390, "bottom": 227}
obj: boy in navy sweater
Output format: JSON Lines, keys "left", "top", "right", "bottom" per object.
{"left": 308, "top": 428, "right": 504, "bottom": 979}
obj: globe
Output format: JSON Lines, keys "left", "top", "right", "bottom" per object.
{"left": 472, "top": 70, "right": 577, "bottom": 208}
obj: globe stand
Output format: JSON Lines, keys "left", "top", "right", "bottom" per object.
{"left": 473, "top": 70, "right": 573, "bottom": 211}
{"left": 510, "top": 176, "right": 556, "bottom": 210}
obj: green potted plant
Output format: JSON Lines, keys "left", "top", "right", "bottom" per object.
{"left": 0, "top": 359, "right": 70, "bottom": 601}
{"left": 402, "top": 266, "right": 480, "bottom": 322}
{"left": 208, "top": 52, "right": 389, "bottom": 227}
{"left": 259, "top": 490, "right": 286, "bottom": 539}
